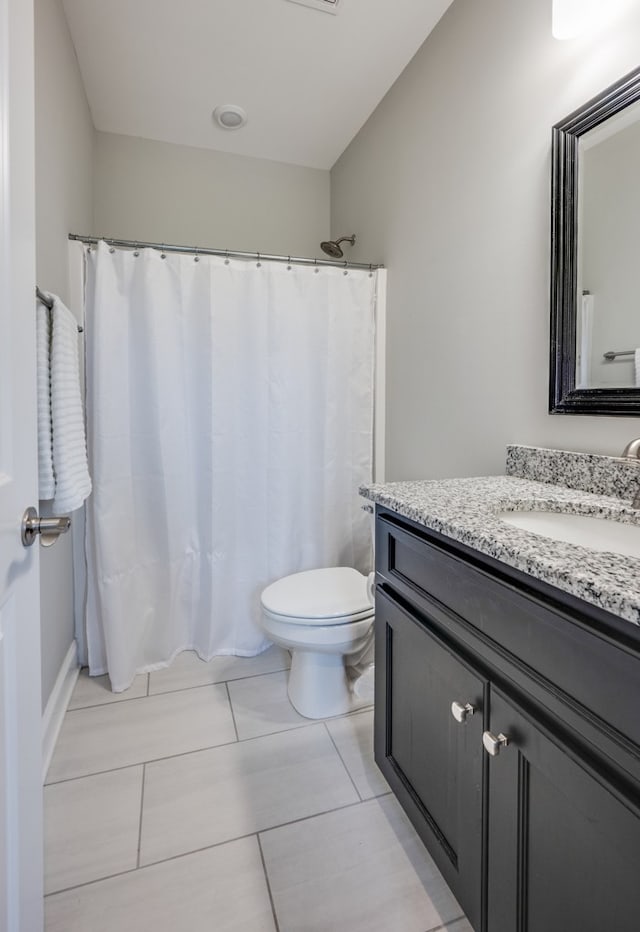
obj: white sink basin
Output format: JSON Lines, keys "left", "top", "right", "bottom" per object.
{"left": 497, "top": 510, "right": 640, "bottom": 558}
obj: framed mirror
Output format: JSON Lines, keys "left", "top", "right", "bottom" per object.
{"left": 550, "top": 66, "right": 640, "bottom": 415}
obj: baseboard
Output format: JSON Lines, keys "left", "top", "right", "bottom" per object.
{"left": 42, "top": 640, "right": 80, "bottom": 783}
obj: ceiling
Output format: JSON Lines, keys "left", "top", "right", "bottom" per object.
{"left": 62, "top": 0, "right": 454, "bottom": 171}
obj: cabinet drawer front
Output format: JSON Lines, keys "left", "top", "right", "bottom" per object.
{"left": 376, "top": 511, "right": 640, "bottom": 761}
{"left": 375, "top": 588, "right": 484, "bottom": 930}
{"left": 487, "top": 687, "right": 640, "bottom": 932}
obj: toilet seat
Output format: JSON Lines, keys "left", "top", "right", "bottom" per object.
{"left": 261, "top": 566, "right": 373, "bottom": 627}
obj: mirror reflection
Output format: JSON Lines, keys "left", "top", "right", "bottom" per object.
{"left": 576, "top": 99, "right": 640, "bottom": 390}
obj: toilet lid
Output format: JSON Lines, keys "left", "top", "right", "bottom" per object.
{"left": 261, "top": 567, "right": 373, "bottom": 621}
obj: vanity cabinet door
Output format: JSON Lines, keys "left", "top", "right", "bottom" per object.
{"left": 486, "top": 688, "right": 640, "bottom": 932}
{"left": 375, "top": 589, "right": 485, "bottom": 931}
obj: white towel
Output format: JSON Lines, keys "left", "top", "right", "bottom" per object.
{"left": 36, "top": 299, "right": 55, "bottom": 499}
{"left": 37, "top": 292, "right": 92, "bottom": 514}
{"left": 635, "top": 349, "right": 640, "bottom": 388}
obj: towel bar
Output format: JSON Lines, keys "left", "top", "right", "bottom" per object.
{"left": 36, "top": 286, "right": 83, "bottom": 333}
{"left": 603, "top": 350, "right": 635, "bottom": 360}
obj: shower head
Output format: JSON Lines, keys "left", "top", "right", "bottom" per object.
{"left": 320, "top": 234, "right": 356, "bottom": 259}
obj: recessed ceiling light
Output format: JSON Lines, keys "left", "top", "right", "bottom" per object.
{"left": 212, "top": 104, "right": 248, "bottom": 130}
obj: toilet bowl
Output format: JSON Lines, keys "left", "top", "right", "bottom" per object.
{"left": 260, "top": 566, "right": 375, "bottom": 719}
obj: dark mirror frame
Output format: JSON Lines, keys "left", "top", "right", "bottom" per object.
{"left": 550, "top": 65, "right": 640, "bottom": 416}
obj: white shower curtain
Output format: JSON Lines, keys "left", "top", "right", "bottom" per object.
{"left": 83, "top": 241, "right": 379, "bottom": 691}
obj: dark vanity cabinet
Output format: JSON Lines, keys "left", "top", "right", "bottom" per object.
{"left": 374, "top": 508, "right": 640, "bottom": 932}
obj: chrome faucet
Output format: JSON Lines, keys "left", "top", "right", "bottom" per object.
{"left": 622, "top": 438, "right": 640, "bottom": 460}
{"left": 622, "top": 439, "right": 640, "bottom": 507}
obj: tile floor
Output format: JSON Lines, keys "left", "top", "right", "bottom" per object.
{"left": 44, "top": 647, "right": 473, "bottom": 931}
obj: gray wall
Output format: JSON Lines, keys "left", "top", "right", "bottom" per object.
{"left": 35, "top": 0, "right": 94, "bottom": 710}
{"left": 331, "top": 0, "right": 640, "bottom": 480}
{"left": 94, "top": 132, "right": 330, "bottom": 257}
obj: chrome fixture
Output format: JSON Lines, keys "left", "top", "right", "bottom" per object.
{"left": 36, "top": 285, "right": 53, "bottom": 309}
{"left": 320, "top": 235, "right": 356, "bottom": 259}
{"left": 622, "top": 438, "right": 640, "bottom": 459}
{"left": 482, "top": 731, "right": 510, "bottom": 757}
{"left": 622, "top": 439, "right": 640, "bottom": 508}
{"left": 68, "top": 235, "right": 382, "bottom": 273}
{"left": 36, "top": 286, "right": 83, "bottom": 333}
{"left": 603, "top": 349, "right": 637, "bottom": 360}
{"left": 21, "top": 507, "right": 71, "bottom": 548}
{"left": 451, "top": 701, "right": 475, "bottom": 724}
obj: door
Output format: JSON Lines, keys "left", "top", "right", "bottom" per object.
{"left": 375, "top": 589, "right": 485, "bottom": 931}
{"left": 0, "top": 0, "right": 44, "bottom": 929}
{"left": 486, "top": 688, "right": 640, "bottom": 932}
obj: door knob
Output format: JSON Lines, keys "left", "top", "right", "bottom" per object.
{"left": 482, "top": 730, "right": 510, "bottom": 756}
{"left": 451, "top": 701, "right": 475, "bottom": 723}
{"left": 21, "top": 507, "right": 71, "bottom": 548}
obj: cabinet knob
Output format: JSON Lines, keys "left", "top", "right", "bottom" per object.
{"left": 482, "top": 731, "right": 510, "bottom": 756}
{"left": 451, "top": 701, "right": 475, "bottom": 724}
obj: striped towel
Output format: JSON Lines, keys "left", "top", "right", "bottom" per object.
{"left": 36, "top": 299, "right": 55, "bottom": 499}
{"left": 37, "top": 292, "right": 91, "bottom": 513}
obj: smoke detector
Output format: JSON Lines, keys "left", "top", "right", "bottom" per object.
{"left": 286, "top": 0, "right": 340, "bottom": 14}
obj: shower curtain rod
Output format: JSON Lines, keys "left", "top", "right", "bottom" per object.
{"left": 68, "top": 234, "right": 384, "bottom": 271}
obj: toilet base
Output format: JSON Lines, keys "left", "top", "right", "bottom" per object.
{"left": 287, "top": 649, "right": 371, "bottom": 719}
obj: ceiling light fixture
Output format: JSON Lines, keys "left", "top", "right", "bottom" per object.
{"left": 552, "top": 0, "right": 603, "bottom": 39}
{"left": 212, "top": 104, "right": 247, "bottom": 130}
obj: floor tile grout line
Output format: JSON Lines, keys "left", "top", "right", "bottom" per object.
{"left": 136, "top": 763, "right": 146, "bottom": 869}
{"left": 225, "top": 681, "right": 240, "bottom": 742}
{"left": 256, "top": 833, "right": 281, "bottom": 932}
{"left": 45, "top": 758, "right": 165, "bottom": 788}
{"left": 69, "top": 671, "right": 370, "bottom": 716}
{"left": 148, "top": 665, "right": 292, "bottom": 697}
{"left": 244, "top": 796, "right": 369, "bottom": 844}
{"left": 323, "top": 721, "right": 363, "bottom": 801}
{"left": 69, "top": 664, "right": 292, "bottom": 712}
{"left": 228, "top": 698, "right": 373, "bottom": 745}
{"left": 44, "top": 734, "right": 246, "bottom": 786}
{"left": 138, "top": 800, "right": 373, "bottom": 874}
{"left": 45, "top": 798, "right": 372, "bottom": 898}
{"left": 147, "top": 666, "right": 292, "bottom": 700}
{"left": 64, "top": 680, "right": 230, "bottom": 715}
{"left": 45, "top": 716, "right": 362, "bottom": 786}
{"left": 45, "top": 833, "right": 270, "bottom": 898}
{"left": 424, "top": 917, "right": 466, "bottom": 932}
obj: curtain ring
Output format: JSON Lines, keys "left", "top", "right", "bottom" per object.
{"left": 256, "top": 252, "right": 262, "bottom": 268}
{"left": 369, "top": 263, "right": 373, "bottom": 278}
{"left": 225, "top": 249, "right": 230, "bottom": 265}
{"left": 194, "top": 246, "right": 199, "bottom": 262}
{"left": 160, "top": 244, "right": 166, "bottom": 259}
{"left": 287, "top": 256, "right": 292, "bottom": 270}
{"left": 314, "top": 258, "right": 319, "bottom": 274}
{"left": 133, "top": 242, "right": 139, "bottom": 257}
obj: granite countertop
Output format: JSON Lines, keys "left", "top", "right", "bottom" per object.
{"left": 361, "top": 445, "right": 640, "bottom": 626}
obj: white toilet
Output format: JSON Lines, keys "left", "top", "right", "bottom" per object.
{"left": 260, "top": 566, "right": 375, "bottom": 719}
